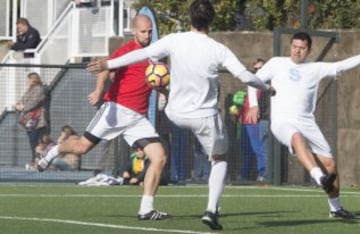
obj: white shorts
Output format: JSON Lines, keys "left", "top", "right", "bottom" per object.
{"left": 86, "top": 102, "right": 159, "bottom": 146}
{"left": 271, "top": 117, "right": 332, "bottom": 158}
{"left": 166, "top": 112, "right": 228, "bottom": 158}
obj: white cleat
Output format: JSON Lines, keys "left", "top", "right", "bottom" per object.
{"left": 37, "top": 158, "right": 50, "bottom": 172}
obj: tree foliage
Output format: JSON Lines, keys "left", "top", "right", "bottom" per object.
{"left": 132, "top": 0, "right": 240, "bottom": 34}
{"left": 132, "top": 0, "right": 360, "bottom": 34}
{"left": 247, "top": 0, "right": 360, "bottom": 30}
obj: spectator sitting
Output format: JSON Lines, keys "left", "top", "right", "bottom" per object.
{"left": 119, "top": 147, "right": 150, "bottom": 186}
{"left": 35, "top": 126, "right": 81, "bottom": 171}
{"left": 119, "top": 147, "right": 168, "bottom": 186}
{"left": 8, "top": 18, "right": 41, "bottom": 58}
{"left": 31, "top": 135, "right": 54, "bottom": 170}
{"left": 52, "top": 125, "right": 81, "bottom": 171}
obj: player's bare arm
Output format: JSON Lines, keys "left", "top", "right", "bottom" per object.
{"left": 87, "top": 70, "right": 110, "bottom": 105}
{"left": 87, "top": 59, "right": 109, "bottom": 73}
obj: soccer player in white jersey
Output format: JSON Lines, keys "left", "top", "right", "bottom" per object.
{"left": 87, "top": 0, "right": 273, "bottom": 230}
{"left": 247, "top": 32, "right": 359, "bottom": 219}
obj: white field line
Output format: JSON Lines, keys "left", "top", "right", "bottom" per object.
{"left": 0, "top": 194, "right": 358, "bottom": 198}
{"left": 0, "top": 216, "right": 216, "bottom": 234}
{"left": 0, "top": 186, "right": 359, "bottom": 198}
{"left": 226, "top": 185, "right": 360, "bottom": 195}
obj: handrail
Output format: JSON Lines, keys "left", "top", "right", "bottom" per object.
{"left": 33, "top": 1, "right": 75, "bottom": 55}
{"left": 1, "top": 1, "right": 75, "bottom": 64}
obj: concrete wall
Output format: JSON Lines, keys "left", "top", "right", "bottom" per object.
{"left": 334, "top": 31, "right": 360, "bottom": 186}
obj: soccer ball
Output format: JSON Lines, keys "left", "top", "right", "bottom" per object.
{"left": 145, "top": 62, "right": 170, "bottom": 88}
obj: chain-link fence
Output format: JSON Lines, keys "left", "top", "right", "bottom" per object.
{"left": 0, "top": 62, "right": 336, "bottom": 185}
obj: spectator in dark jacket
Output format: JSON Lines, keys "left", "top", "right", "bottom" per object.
{"left": 8, "top": 18, "right": 41, "bottom": 57}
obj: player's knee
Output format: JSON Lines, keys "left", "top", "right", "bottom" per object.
{"left": 149, "top": 154, "right": 167, "bottom": 170}
{"left": 291, "top": 132, "right": 303, "bottom": 142}
{"left": 143, "top": 142, "right": 167, "bottom": 167}
{"left": 324, "top": 158, "right": 337, "bottom": 173}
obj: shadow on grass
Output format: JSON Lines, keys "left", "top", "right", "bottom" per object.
{"left": 107, "top": 210, "right": 360, "bottom": 226}
{"left": 229, "top": 211, "right": 359, "bottom": 233}
{"left": 107, "top": 210, "right": 293, "bottom": 220}
{"left": 257, "top": 217, "right": 359, "bottom": 226}
{"left": 157, "top": 210, "right": 297, "bottom": 220}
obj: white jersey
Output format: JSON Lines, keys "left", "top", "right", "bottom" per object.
{"left": 107, "top": 31, "right": 270, "bottom": 118}
{"left": 247, "top": 55, "right": 360, "bottom": 156}
{"left": 252, "top": 55, "right": 360, "bottom": 119}
{"left": 145, "top": 32, "right": 247, "bottom": 118}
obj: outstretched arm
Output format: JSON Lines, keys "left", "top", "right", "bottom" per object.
{"left": 87, "top": 49, "right": 150, "bottom": 73}
{"left": 237, "top": 70, "right": 276, "bottom": 95}
{"left": 237, "top": 70, "right": 269, "bottom": 91}
{"left": 335, "top": 54, "right": 360, "bottom": 74}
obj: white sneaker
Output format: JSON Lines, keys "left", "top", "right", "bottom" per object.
{"left": 37, "top": 143, "right": 56, "bottom": 172}
{"left": 256, "top": 176, "right": 265, "bottom": 182}
{"left": 37, "top": 158, "right": 51, "bottom": 172}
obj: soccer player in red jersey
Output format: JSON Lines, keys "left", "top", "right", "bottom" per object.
{"left": 38, "top": 15, "right": 171, "bottom": 220}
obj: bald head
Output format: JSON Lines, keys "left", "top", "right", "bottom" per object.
{"left": 132, "top": 15, "right": 153, "bottom": 47}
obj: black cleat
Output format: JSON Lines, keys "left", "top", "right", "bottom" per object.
{"left": 215, "top": 206, "right": 220, "bottom": 217}
{"left": 329, "top": 207, "right": 355, "bottom": 219}
{"left": 320, "top": 173, "right": 336, "bottom": 194}
{"left": 202, "top": 211, "right": 223, "bottom": 230}
{"left": 138, "top": 210, "right": 172, "bottom": 221}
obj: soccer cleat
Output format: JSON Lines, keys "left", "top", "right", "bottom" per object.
{"left": 37, "top": 144, "right": 56, "bottom": 172}
{"left": 138, "top": 210, "right": 172, "bottom": 221}
{"left": 320, "top": 173, "right": 337, "bottom": 194}
{"left": 215, "top": 206, "right": 221, "bottom": 217}
{"left": 329, "top": 207, "right": 355, "bottom": 219}
{"left": 202, "top": 211, "right": 223, "bottom": 230}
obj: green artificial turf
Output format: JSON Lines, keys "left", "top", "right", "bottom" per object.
{"left": 0, "top": 184, "right": 359, "bottom": 234}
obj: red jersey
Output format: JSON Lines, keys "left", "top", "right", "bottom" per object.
{"left": 103, "top": 40, "right": 152, "bottom": 115}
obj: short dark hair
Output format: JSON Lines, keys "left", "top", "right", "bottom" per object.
{"left": 189, "top": 0, "right": 215, "bottom": 31}
{"left": 254, "top": 58, "right": 265, "bottom": 64}
{"left": 16, "top": 17, "right": 30, "bottom": 27}
{"left": 291, "top": 32, "right": 312, "bottom": 49}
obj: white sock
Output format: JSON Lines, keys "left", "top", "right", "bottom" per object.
{"left": 328, "top": 197, "right": 341, "bottom": 212}
{"left": 206, "top": 161, "right": 227, "bottom": 213}
{"left": 310, "top": 167, "right": 324, "bottom": 185}
{"left": 44, "top": 145, "right": 60, "bottom": 162}
{"left": 139, "top": 195, "right": 154, "bottom": 215}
